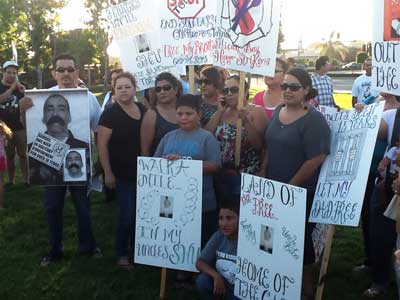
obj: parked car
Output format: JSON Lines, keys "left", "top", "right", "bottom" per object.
{"left": 341, "top": 62, "right": 361, "bottom": 70}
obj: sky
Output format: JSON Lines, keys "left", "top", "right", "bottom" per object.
{"left": 59, "top": 0, "right": 373, "bottom": 49}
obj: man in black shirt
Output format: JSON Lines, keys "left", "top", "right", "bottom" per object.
{"left": 0, "top": 61, "right": 28, "bottom": 186}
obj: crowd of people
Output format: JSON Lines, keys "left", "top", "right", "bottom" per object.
{"left": 1, "top": 53, "right": 400, "bottom": 299}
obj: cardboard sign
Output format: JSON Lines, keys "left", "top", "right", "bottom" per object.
{"left": 25, "top": 89, "right": 91, "bottom": 186}
{"left": 309, "top": 102, "right": 385, "bottom": 226}
{"left": 235, "top": 173, "right": 306, "bottom": 300}
{"left": 135, "top": 157, "right": 203, "bottom": 272}
{"left": 372, "top": 0, "right": 400, "bottom": 96}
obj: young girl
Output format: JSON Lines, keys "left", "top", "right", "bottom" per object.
{"left": 196, "top": 200, "right": 240, "bottom": 300}
{"left": 0, "top": 121, "right": 12, "bottom": 209}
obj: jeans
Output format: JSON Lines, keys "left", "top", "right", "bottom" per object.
{"left": 196, "top": 273, "right": 240, "bottom": 300}
{"left": 115, "top": 179, "right": 136, "bottom": 258}
{"left": 202, "top": 210, "right": 218, "bottom": 249}
{"left": 369, "top": 185, "right": 396, "bottom": 286}
{"left": 44, "top": 185, "right": 96, "bottom": 257}
{"left": 360, "top": 172, "right": 375, "bottom": 266}
{"left": 215, "top": 171, "right": 241, "bottom": 204}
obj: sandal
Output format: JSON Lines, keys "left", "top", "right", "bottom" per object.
{"left": 117, "top": 257, "right": 133, "bottom": 270}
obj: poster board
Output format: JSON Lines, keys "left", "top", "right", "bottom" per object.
{"left": 372, "top": 0, "right": 400, "bottom": 96}
{"left": 135, "top": 157, "right": 202, "bottom": 272}
{"left": 25, "top": 89, "right": 91, "bottom": 186}
{"left": 309, "top": 102, "right": 385, "bottom": 226}
{"left": 235, "top": 173, "right": 306, "bottom": 300}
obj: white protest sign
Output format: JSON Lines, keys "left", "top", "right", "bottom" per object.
{"left": 372, "top": 0, "right": 400, "bottom": 96}
{"left": 135, "top": 157, "right": 203, "bottom": 272}
{"left": 25, "top": 89, "right": 91, "bottom": 186}
{"left": 214, "top": 0, "right": 282, "bottom": 76}
{"left": 309, "top": 102, "right": 385, "bottom": 226}
{"left": 159, "top": 0, "right": 218, "bottom": 66}
{"left": 28, "top": 132, "right": 69, "bottom": 171}
{"left": 105, "top": 1, "right": 179, "bottom": 90}
{"left": 235, "top": 173, "right": 306, "bottom": 300}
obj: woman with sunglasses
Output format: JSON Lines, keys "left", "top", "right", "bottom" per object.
{"left": 141, "top": 72, "right": 182, "bottom": 156}
{"left": 264, "top": 67, "right": 330, "bottom": 300}
{"left": 198, "top": 66, "right": 227, "bottom": 127}
{"left": 253, "top": 58, "right": 289, "bottom": 119}
{"left": 207, "top": 75, "right": 268, "bottom": 199}
{"left": 97, "top": 72, "right": 147, "bottom": 268}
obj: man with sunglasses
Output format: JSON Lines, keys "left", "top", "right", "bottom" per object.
{"left": 311, "top": 56, "right": 340, "bottom": 109}
{"left": 21, "top": 53, "right": 102, "bottom": 266}
{"left": 0, "top": 61, "right": 29, "bottom": 187}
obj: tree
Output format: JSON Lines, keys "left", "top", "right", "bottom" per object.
{"left": 277, "top": 22, "right": 285, "bottom": 54}
{"left": 356, "top": 52, "right": 368, "bottom": 64}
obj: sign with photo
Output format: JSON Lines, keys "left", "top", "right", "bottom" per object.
{"left": 309, "top": 102, "right": 385, "bottom": 226}
{"left": 372, "top": 0, "right": 400, "bottom": 96}
{"left": 25, "top": 89, "right": 91, "bottom": 186}
{"left": 135, "top": 157, "right": 203, "bottom": 272}
{"left": 235, "top": 173, "right": 306, "bottom": 300}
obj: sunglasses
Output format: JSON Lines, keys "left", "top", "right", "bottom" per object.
{"left": 155, "top": 85, "right": 173, "bottom": 93}
{"left": 222, "top": 86, "right": 240, "bottom": 95}
{"left": 198, "top": 78, "right": 212, "bottom": 86}
{"left": 280, "top": 83, "right": 303, "bottom": 92}
{"left": 55, "top": 67, "right": 76, "bottom": 73}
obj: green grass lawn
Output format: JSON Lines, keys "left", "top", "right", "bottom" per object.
{"left": 0, "top": 90, "right": 396, "bottom": 300}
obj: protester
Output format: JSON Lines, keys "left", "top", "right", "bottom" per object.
{"left": 206, "top": 75, "right": 268, "bottom": 199}
{"left": 197, "top": 66, "right": 227, "bottom": 127}
{"left": 392, "top": 181, "right": 400, "bottom": 298}
{"left": 97, "top": 72, "right": 146, "bottom": 268}
{"left": 196, "top": 199, "right": 240, "bottom": 300}
{"left": 20, "top": 53, "right": 102, "bottom": 266}
{"left": 0, "top": 121, "right": 12, "bottom": 209}
{"left": 102, "top": 68, "right": 123, "bottom": 111}
{"left": 154, "top": 94, "right": 221, "bottom": 248}
{"left": 140, "top": 72, "right": 181, "bottom": 156}
{"left": 264, "top": 67, "right": 330, "bottom": 299}
{"left": 351, "top": 58, "right": 379, "bottom": 106}
{"left": 253, "top": 58, "right": 288, "bottom": 118}
{"left": 311, "top": 56, "right": 340, "bottom": 109}
{"left": 0, "top": 60, "right": 28, "bottom": 186}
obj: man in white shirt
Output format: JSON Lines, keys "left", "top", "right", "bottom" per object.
{"left": 351, "top": 58, "right": 379, "bottom": 107}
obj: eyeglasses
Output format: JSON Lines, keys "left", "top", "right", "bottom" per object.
{"left": 222, "top": 87, "right": 240, "bottom": 95}
{"left": 155, "top": 85, "right": 173, "bottom": 93}
{"left": 280, "top": 83, "right": 303, "bottom": 92}
{"left": 275, "top": 70, "right": 284, "bottom": 74}
{"left": 198, "top": 78, "right": 212, "bottom": 86}
{"left": 55, "top": 67, "right": 76, "bottom": 73}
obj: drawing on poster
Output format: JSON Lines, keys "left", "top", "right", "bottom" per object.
{"left": 259, "top": 225, "right": 274, "bottom": 254}
{"left": 135, "top": 34, "right": 151, "bottom": 53}
{"left": 159, "top": 195, "right": 173, "bottom": 218}
{"left": 326, "top": 129, "right": 366, "bottom": 181}
{"left": 63, "top": 149, "right": 87, "bottom": 182}
{"left": 384, "top": 0, "right": 400, "bottom": 41}
{"left": 220, "top": 0, "right": 272, "bottom": 48}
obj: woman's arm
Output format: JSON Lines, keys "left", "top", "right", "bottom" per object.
{"left": 204, "top": 99, "right": 226, "bottom": 133}
{"left": 240, "top": 106, "right": 267, "bottom": 151}
{"left": 289, "top": 154, "right": 326, "bottom": 187}
{"left": 196, "top": 259, "right": 226, "bottom": 297}
{"left": 378, "top": 119, "right": 388, "bottom": 141}
{"left": 140, "top": 109, "right": 157, "bottom": 156}
{"left": 203, "top": 161, "right": 219, "bottom": 175}
{"left": 97, "top": 125, "right": 115, "bottom": 189}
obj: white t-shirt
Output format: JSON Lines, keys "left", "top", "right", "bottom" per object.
{"left": 351, "top": 74, "right": 379, "bottom": 103}
{"left": 49, "top": 86, "right": 102, "bottom": 132}
{"left": 382, "top": 108, "right": 397, "bottom": 145}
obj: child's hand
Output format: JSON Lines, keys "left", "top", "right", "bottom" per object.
{"left": 212, "top": 273, "right": 226, "bottom": 297}
{"left": 164, "top": 154, "right": 182, "bottom": 161}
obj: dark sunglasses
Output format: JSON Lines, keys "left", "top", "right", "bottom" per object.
{"left": 198, "top": 78, "right": 212, "bottom": 86}
{"left": 155, "top": 85, "right": 173, "bottom": 93}
{"left": 55, "top": 67, "right": 76, "bottom": 73}
{"left": 280, "top": 83, "right": 303, "bottom": 92}
{"left": 222, "top": 87, "right": 240, "bottom": 95}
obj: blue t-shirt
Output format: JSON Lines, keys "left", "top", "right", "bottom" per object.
{"left": 154, "top": 127, "right": 221, "bottom": 211}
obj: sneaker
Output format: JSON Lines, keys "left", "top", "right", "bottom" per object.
{"left": 79, "top": 247, "right": 102, "bottom": 258}
{"left": 40, "top": 254, "right": 62, "bottom": 267}
{"left": 363, "top": 284, "right": 387, "bottom": 298}
{"left": 352, "top": 264, "right": 371, "bottom": 273}
{"left": 117, "top": 256, "right": 133, "bottom": 270}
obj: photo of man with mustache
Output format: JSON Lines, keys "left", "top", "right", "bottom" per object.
{"left": 28, "top": 93, "right": 89, "bottom": 185}
{"left": 64, "top": 150, "right": 85, "bottom": 181}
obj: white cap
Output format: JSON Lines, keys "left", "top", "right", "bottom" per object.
{"left": 3, "top": 61, "right": 18, "bottom": 69}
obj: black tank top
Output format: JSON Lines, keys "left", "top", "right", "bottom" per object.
{"left": 151, "top": 109, "right": 179, "bottom": 155}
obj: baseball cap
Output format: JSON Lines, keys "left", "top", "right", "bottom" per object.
{"left": 3, "top": 61, "right": 18, "bottom": 69}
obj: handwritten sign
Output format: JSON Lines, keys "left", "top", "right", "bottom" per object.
{"left": 135, "top": 157, "right": 203, "bottom": 272}
{"left": 213, "top": 0, "right": 282, "bottom": 76}
{"left": 28, "top": 132, "right": 69, "bottom": 170}
{"left": 235, "top": 173, "right": 306, "bottom": 300}
{"left": 372, "top": 0, "right": 400, "bottom": 95}
{"left": 309, "top": 102, "right": 385, "bottom": 226}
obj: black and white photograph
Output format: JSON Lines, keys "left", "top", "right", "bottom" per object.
{"left": 135, "top": 34, "right": 151, "bottom": 53}
{"left": 159, "top": 195, "right": 173, "bottom": 218}
{"left": 25, "top": 89, "right": 91, "bottom": 186}
{"left": 259, "top": 225, "right": 274, "bottom": 254}
{"left": 63, "top": 149, "right": 87, "bottom": 182}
